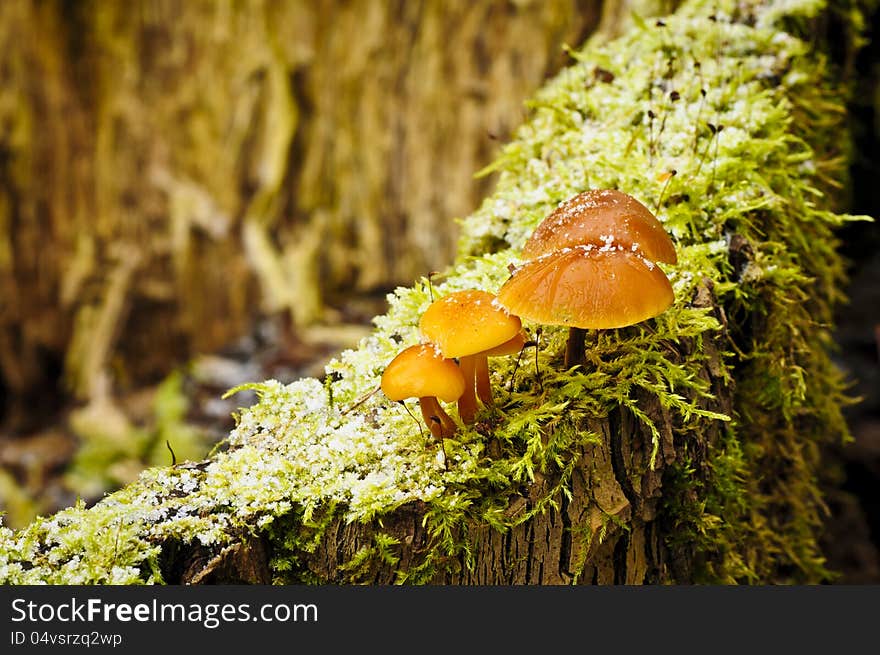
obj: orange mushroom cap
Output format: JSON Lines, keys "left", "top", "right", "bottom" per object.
{"left": 419, "top": 289, "right": 522, "bottom": 359}
{"left": 522, "top": 189, "right": 677, "bottom": 265}
{"left": 380, "top": 343, "right": 466, "bottom": 403}
{"left": 497, "top": 246, "right": 674, "bottom": 329}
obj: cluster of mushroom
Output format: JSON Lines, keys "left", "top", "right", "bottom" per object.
{"left": 380, "top": 289, "right": 527, "bottom": 446}
{"left": 380, "top": 189, "right": 677, "bottom": 452}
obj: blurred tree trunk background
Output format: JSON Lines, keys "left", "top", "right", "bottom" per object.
{"left": 0, "top": 0, "right": 674, "bottom": 429}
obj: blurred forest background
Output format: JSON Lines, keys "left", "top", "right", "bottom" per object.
{"left": 0, "top": 0, "right": 877, "bottom": 583}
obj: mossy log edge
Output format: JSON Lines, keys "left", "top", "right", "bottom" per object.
{"left": 166, "top": 280, "right": 730, "bottom": 585}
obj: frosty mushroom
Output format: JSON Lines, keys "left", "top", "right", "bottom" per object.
{"left": 497, "top": 246, "right": 674, "bottom": 368}
{"left": 380, "top": 343, "right": 466, "bottom": 441}
{"left": 504, "top": 189, "right": 677, "bottom": 368}
{"left": 419, "top": 290, "right": 522, "bottom": 425}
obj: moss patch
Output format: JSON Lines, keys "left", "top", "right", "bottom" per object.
{"left": 0, "top": 0, "right": 871, "bottom": 584}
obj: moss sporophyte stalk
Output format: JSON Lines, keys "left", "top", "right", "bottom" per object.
{"left": 0, "top": 0, "right": 870, "bottom": 584}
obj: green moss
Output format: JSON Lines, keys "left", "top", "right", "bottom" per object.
{"left": 0, "top": 0, "right": 872, "bottom": 584}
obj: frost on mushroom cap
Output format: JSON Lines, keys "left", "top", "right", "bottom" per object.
{"left": 419, "top": 289, "right": 523, "bottom": 359}
{"left": 521, "top": 189, "right": 678, "bottom": 265}
{"left": 497, "top": 246, "right": 674, "bottom": 329}
{"left": 380, "top": 343, "right": 466, "bottom": 403}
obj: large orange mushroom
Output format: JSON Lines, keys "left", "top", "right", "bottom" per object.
{"left": 418, "top": 290, "right": 522, "bottom": 424}
{"left": 505, "top": 189, "right": 677, "bottom": 368}
{"left": 497, "top": 245, "right": 674, "bottom": 368}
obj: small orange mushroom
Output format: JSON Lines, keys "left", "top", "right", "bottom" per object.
{"left": 380, "top": 343, "right": 465, "bottom": 441}
{"left": 418, "top": 289, "right": 522, "bottom": 424}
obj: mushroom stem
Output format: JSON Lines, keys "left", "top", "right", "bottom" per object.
{"left": 418, "top": 397, "right": 444, "bottom": 440}
{"left": 564, "top": 327, "right": 587, "bottom": 369}
{"left": 457, "top": 355, "right": 479, "bottom": 424}
{"left": 418, "top": 396, "right": 453, "bottom": 469}
{"left": 475, "top": 354, "right": 493, "bottom": 407}
{"left": 418, "top": 396, "right": 457, "bottom": 439}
